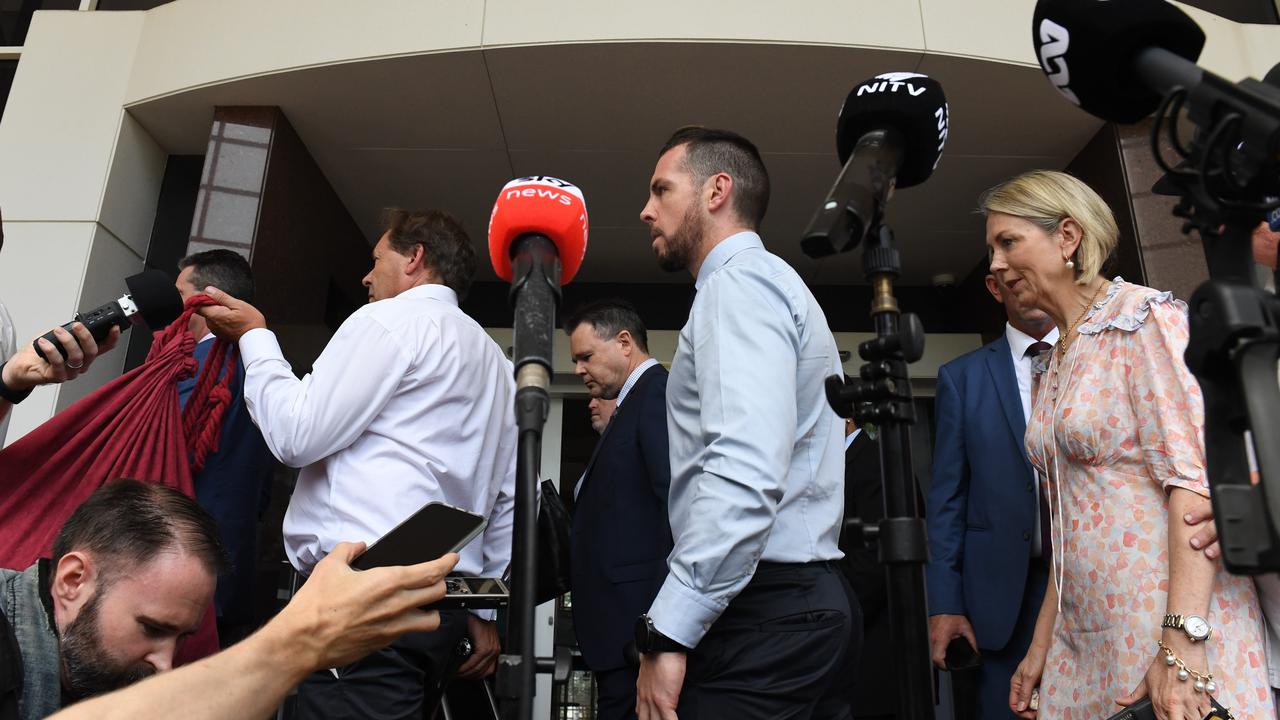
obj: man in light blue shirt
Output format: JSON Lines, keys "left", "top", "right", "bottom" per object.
{"left": 633, "top": 126, "right": 855, "bottom": 720}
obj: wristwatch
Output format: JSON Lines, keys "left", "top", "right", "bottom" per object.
{"left": 634, "top": 614, "right": 690, "bottom": 654}
{"left": 1162, "top": 613, "right": 1212, "bottom": 642}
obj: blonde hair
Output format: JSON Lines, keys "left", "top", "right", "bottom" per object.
{"left": 978, "top": 170, "right": 1118, "bottom": 285}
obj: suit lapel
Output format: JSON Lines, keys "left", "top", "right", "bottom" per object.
{"left": 985, "top": 336, "right": 1030, "bottom": 465}
{"left": 578, "top": 364, "right": 662, "bottom": 498}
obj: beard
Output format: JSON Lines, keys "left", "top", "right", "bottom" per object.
{"left": 60, "top": 589, "right": 156, "bottom": 701}
{"left": 656, "top": 203, "right": 708, "bottom": 273}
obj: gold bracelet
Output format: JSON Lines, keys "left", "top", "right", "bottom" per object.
{"left": 1157, "top": 640, "right": 1217, "bottom": 693}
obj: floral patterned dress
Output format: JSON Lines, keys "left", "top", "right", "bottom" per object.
{"left": 1027, "top": 279, "right": 1273, "bottom": 718}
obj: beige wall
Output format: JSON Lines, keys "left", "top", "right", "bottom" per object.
{"left": 0, "top": 12, "right": 166, "bottom": 444}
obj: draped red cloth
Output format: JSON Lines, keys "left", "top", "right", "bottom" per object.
{"left": 0, "top": 295, "right": 237, "bottom": 663}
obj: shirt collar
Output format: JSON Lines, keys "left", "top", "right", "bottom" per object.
{"left": 695, "top": 231, "right": 763, "bottom": 290}
{"left": 396, "top": 283, "right": 459, "bottom": 307}
{"left": 844, "top": 427, "right": 862, "bottom": 450}
{"left": 616, "top": 357, "right": 660, "bottom": 407}
{"left": 1004, "top": 322, "right": 1059, "bottom": 359}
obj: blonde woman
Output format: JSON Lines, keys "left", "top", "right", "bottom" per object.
{"left": 984, "top": 170, "right": 1272, "bottom": 719}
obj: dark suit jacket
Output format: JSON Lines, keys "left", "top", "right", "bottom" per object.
{"left": 178, "top": 337, "right": 277, "bottom": 625}
{"left": 838, "top": 429, "right": 894, "bottom": 717}
{"left": 570, "top": 363, "right": 673, "bottom": 672}
{"left": 924, "top": 334, "right": 1044, "bottom": 651}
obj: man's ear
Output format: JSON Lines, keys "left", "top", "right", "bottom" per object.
{"left": 404, "top": 243, "right": 427, "bottom": 276}
{"left": 615, "top": 329, "right": 634, "bottom": 357}
{"left": 706, "top": 173, "right": 734, "bottom": 217}
{"left": 984, "top": 274, "right": 1003, "bottom": 304}
{"left": 51, "top": 551, "right": 99, "bottom": 627}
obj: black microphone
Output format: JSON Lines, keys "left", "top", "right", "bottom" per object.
{"left": 34, "top": 269, "right": 183, "bottom": 362}
{"left": 802, "top": 72, "right": 949, "bottom": 258}
{"left": 1032, "top": 0, "right": 1206, "bottom": 123}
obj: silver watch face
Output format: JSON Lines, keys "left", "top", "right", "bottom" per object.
{"left": 1184, "top": 615, "right": 1211, "bottom": 639}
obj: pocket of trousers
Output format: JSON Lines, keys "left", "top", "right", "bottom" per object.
{"left": 757, "top": 609, "right": 846, "bottom": 633}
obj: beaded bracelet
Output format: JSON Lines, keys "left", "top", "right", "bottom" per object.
{"left": 1157, "top": 639, "right": 1218, "bottom": 693}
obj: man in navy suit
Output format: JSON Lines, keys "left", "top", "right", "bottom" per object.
{"left": 175, "top": 250, "right": 277, "bottom": 644}
{"left": 565, "top": 299, "right": 672, "bottom": 720}
{"left": 925, "top": 274, "right": 1056, "bottom": 718}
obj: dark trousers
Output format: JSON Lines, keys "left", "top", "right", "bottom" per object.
{"left": 677, "top": 561, "right": 856, "bottom": 720}
{"left": 967, "top": 560, "right": 1049, "bottom": 720}
{"left": 595, "top": 665, "right": 640, "bottom": 720}
{"left": 294, "top": 609, "right": 468, "bottom": 720}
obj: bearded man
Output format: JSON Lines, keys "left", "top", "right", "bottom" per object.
{"left": 0, "top": 479, "right": 226, "bottom": 720}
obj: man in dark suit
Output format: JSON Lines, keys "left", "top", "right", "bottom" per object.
{"left": 925, "top": 274, "right": 1056, "bottom": 719}
{"left": 564, "top": 299, "right": 672, "bottom": 720}
{"left": 837, "top": 416, "right": 888, "bottom": 719}
{"left": 174, "top": 250, "right": 277, "bottom": 644}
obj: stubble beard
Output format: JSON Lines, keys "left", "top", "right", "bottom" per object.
{"left": 656, "top": 203, "right": 707, "bottom": 273}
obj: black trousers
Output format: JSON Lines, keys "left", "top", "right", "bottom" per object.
{"left": 294, "top": 609, "right": 468, "bottom": 720}
{"left": 596, "top": 665, "right": 641, "bottom": 720}
{"left": 676, "top": 561, "right": 857, "bottom": 720}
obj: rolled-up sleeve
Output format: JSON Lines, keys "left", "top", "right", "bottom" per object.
{"left": 648, "top": 269, "right": 799, "bottom": 648}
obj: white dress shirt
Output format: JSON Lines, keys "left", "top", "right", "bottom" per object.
{"left": 238, "top": 284, "right": 517, "bottom": 600}
{"left": 1005, "top": 322, "right": 1059, "bottom": 558}
{"left": 1004, "top": 322, "right": 1059, "bottom": 424}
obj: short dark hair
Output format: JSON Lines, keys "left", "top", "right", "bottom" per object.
{"left": 52, "top": 479, "right": 230, "bottom": 583}
{"left": 178, "top": 249, "right": 255, "bottom": 302}
{"left": 564, "top": 298, "right": 650, "bottom": 354}
{"left": 382, "top": 209, "right": 477, "bottom": 301}
{"left": 659, "top": 126, "right": 770, "bottom": 230}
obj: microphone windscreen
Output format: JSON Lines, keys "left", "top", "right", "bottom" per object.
{"left": 1032, "top": 0, "right": 1204, "bottom": 123}
{"left": 836, "top": 72, "right": 949, "bottom": 189}
{"left": 488, "top": 176, "right": 588, "bottom": 284}
{"left": 124, "top": 269, "right": 184, "bottom": 330}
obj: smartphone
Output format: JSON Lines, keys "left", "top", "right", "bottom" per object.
{"left": 436, "top": 576, "right": 511, "bottom": 610}
{"left": 944, "top": 637, "right": 982, "bottom": 671}
{"left": 351, "top": 501, "right": 486, "bottom": 571}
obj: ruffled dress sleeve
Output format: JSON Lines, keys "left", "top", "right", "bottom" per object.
{"left": 1113, "top": 287, "right": 1208, "bottom": 495}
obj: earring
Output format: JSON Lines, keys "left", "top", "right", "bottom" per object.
{"left": 1065, "top": 259, "right": 1075, "bottom": 270}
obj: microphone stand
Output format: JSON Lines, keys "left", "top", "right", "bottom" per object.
{"left": 826, "top": 219, "right": 933, "bottom": 720}
{"left": 495, "top": 234, "right": 561, "bottom": 720}
{"left": 807, "top": 128, "right": 934, "bottom": 720}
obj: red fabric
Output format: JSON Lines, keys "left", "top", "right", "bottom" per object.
{"left": 0, "top": 295, "right": 237, "bottom": 662}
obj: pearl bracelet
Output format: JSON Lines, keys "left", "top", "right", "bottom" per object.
{"left": 1157, "top": 640, "right": 1218, "bottom": 693}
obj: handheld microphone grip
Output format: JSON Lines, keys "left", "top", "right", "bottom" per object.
{"left": 32, "top": 268, "right": 183, "bottom": 362}
{"left": 508, "top": 233, "right": 561, "bottom": 391}
{"left": 802, "top": 128, "right": 905, "bottom": 258}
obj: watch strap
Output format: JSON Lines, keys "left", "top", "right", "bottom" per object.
{"left": 0, "top": 362, "right": 32, "bottom": 405}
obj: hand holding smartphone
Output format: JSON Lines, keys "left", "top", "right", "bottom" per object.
{"left": 351, "top": 501, "right": 509, "bottom": 609}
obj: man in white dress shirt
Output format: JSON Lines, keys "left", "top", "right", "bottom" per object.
{"left": 199, "top": 209, "right": 516, "bottom": 719}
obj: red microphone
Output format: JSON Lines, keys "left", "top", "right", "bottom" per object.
{"left": 487, "top": 175, "right": 589, "bottom": 717}
{"left": 487, "top": 175, "right": 588, "bottom": 387}
{"left": 488, "top": 176, "right": 588, "bottom": 284}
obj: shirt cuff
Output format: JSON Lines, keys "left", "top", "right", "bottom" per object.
{"left": 647, "top": 573, "right": 729, "bottom": 649}
{"left": 238, "top": 327, "right": 283, "bottom": 366}
{"left": 469, "top": 608, "right": 496, "bottom": 622}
